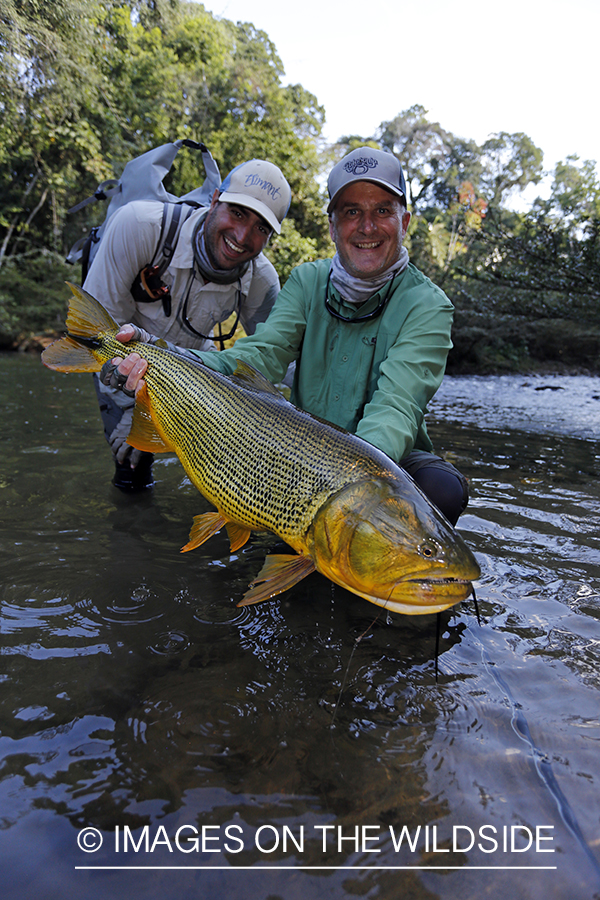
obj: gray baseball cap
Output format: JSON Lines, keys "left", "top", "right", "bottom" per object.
{"left": 219, "top": 159, "right": 291, "bottom": 233}
{"left": 327, "top": 147, "right": 407, "bottom": 213}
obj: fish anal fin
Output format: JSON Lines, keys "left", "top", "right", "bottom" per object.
{"left": 41, "top": 335, "right": 102, "bottom": 373}
{"left": 181, "top": 511, "right": 227, "bottom": 553}
{"left": 225, "top": 522, "right": 252, "bottom": 552}
{"left": 230, "top": 360, "right": 287, "bottom": 399}
{"left": 238, "top": 554, "right": 316, "bottom": 605}
{"left": 128, "top": 382, "right": 174, "bottom": 453}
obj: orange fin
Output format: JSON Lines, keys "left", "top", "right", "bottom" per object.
{"left": 41, "top": 335, "right": 102, "bottom": 373}
{"left": 225, "top": 522, "right": 252, "bottom": 552}
{"left": 181, "top": 511, "right": 227, "bottom": 553}
{"left": 238, "top": 554, "right": 316, "bottom": 605}
{"left": 42, "top": 283, "right": 119, "bottom": 372}
{"left": 64, "top": 282, "right": 119, "bottom": 337}
{"left": 127, "top": 382, "right": 174, "bottom": 453}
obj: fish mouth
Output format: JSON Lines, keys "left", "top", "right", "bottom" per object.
{"left": 330, "top": 574, "right": 477, "bottom": 617}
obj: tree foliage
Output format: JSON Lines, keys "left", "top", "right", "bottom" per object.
{"left": 1, "top": 4, "right": 599, "bottom": 368}
{"left": 369, "top": 107, "right": 599, "bottom": 333}
{"left": 0, "top": 0, "right": 329, "bottom": 345}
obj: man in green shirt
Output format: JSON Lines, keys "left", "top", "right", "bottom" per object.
{"left": 103, "top": 147, "right": 469, "bottom": 524}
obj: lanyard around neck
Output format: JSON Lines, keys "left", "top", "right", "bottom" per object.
{"left": 324, "top": 270, "right": 397, "bottom": 323}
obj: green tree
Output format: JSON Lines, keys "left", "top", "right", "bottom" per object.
{"left": 0, "top": 0, "right": 329, "bottom": 346}
{"left": 479, "top": 131, "right": 544, "bottom": 206}
{"left": 378, "top": 105, "right": 483, "bottom": 215}
{"left": 455, "top": 156, "right": 600, "bottom": 323}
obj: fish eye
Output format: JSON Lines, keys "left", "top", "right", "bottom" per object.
{"left": 419, "top": 540, "right": 441, "bottom": 560}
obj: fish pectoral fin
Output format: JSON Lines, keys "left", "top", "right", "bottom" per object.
{"left": 181, "top": 511, "right": 227, "bottom": 553}
{"left": 225, "top": 522, "right": 252, "bottom": 552}
{"left": 127, "top": 383, "right": 174, "bottom": 453}
{"left": 41, "top": 335, "right": 103, "bottom": 373}
{"left": 229, "top": 360, "right": 287, "bottom": 399}
{"left": 237, "top": 554, "right": 316, "bottom": 606}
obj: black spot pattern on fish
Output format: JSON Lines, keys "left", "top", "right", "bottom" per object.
{"left": 121, "top": 342, "right": 398, "bottom": 546}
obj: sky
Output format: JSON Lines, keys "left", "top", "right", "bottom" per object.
{"left": 198, "top": 0, "right": 599, "bottom": 200}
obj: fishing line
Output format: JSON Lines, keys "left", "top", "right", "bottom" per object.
{"left": 435, "top": 589, "right": 480, "bottom": 682}
{"left": 330, "top": 612, "right": 382, "bottom": 728}
{"left": 435, "top": 612, "right": 441, "bottom": 682}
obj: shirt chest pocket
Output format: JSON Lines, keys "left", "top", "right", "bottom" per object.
{"left": 329, "top": 332, "right": 378, "bottom": 427}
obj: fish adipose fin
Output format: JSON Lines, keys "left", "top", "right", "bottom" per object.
{"left": 229, "top": 360, "right": 287, "bottom": 399}
{"left": 238, "top": 554, "right": 316, "bottom": 605}
{"left": 225, "top": 522, "right": 252, "bottom": 552}
{"left": 128, "top": 382, "right": 175, "bottom": 453}
{"left": 181, "top": 511, "right": 228, "bottom": 552}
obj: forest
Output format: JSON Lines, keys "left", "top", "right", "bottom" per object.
{"left": 2, "top": 0, "right": 599, "bottom": 372}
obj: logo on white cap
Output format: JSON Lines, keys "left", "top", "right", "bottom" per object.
{"left": 219, "top": 160, "right": 291, "bottom": 234}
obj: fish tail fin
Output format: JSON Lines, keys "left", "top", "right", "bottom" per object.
{"left": 41, "top": 283, "right": 119, "bottom": 373}
{"left": 64, "top": 282, "right": 119, "bottom": 339}
{"left": 41, "top": 334, "right": 102, "bottom": 373}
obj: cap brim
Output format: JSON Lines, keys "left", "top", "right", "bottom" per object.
{"left": 218, "top": 191, "right": 281, "bottom": 234}
{"left": 327, "top": 179, "right": 406, "bottom": 214}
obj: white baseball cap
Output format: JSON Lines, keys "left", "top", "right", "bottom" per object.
{"left": 219, "top": 160, "right": 291, "bottom": 233}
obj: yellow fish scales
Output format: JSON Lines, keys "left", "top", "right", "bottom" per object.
{"left": 139, "top": 333, "right": 394, "bottom": 546}
{"left": 42, "top": 284, "right": 480, "bottom": 615}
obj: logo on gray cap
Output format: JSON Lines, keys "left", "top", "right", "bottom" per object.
{"left": 343, "top": 157, "right": 378, "bottom": 177}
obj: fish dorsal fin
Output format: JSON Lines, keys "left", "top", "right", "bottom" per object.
{"left": 229, "top": 360, "right": 287, "bottom": 399}
{"left": 305, "top": 410, "right": 350, "bottom": 435}
{"left": 127, "top": 382, "right": 174, "bottom": 453}
{"left": 41, "top": 335, "right": 103, "bottom": 373}
{"left": 238, "top": 554, "right": 316, "bottom": 605}
{"left": 64, "top": 282, "right": 119, "bottom": 338}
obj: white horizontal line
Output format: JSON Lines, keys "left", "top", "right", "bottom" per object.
{"left": 75, "top": 865, "right": 558, "bottom": 871}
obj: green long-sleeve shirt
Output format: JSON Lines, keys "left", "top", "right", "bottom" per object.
{"left": 192, "top": 258, "right": 454, "bottom": 463}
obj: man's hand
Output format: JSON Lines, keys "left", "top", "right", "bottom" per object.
{"left": 100, "top": 323, "right": 152, "bottom": 395}
{"left": 116, "top": 323, "right": 152, "bottom": 344}
{"left": 107, "top": 408, "right": 143, "bottom": 467}
{"left": 100, "top": 350, "right": 149, "bottom": 397}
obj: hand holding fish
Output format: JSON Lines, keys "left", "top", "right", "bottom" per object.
{"left": 115, "top": 323, "right": 154, "bottom": 345}
{"left": 101, "top": 351, "right": 148, "bottom": 396}
{"left": 100, "top": 322, "right": 150, "bottom": 396}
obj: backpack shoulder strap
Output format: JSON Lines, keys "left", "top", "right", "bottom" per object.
{"left": 130, "top": 201, "right": 201, "bottom": 314}
{"left": 150, "top": 202, "right": 199, "bottom": 276}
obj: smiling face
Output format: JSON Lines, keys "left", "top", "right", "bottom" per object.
{"left": 329, "top": 182, "right": 411, "bottom": 280}
{"left": 202, "top": 191, "right": 272, "bottom": 271}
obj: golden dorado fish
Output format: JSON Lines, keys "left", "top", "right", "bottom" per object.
{"left": 42, "top": 284, "right": 480, "bottom": 615}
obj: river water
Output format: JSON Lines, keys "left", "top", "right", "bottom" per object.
{"left": 1, "top": 356, "right": 600, "bottom": 900}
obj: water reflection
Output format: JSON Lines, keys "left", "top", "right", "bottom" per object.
{"left": 1, "top": 355, "right": 600, "bottom": 899}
